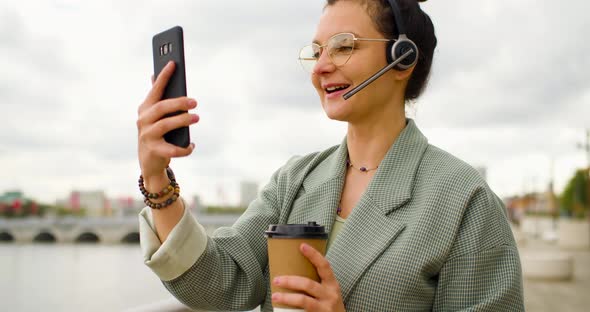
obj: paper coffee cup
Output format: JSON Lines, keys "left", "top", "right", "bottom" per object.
{"left": 265, "top": 222, "right": 328, "bottom": 311}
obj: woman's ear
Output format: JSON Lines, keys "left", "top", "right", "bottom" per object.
{"left": 393, "top": 65, "right": 415, "bottom": 81}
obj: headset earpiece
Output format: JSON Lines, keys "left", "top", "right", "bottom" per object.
{"left": 384, "top": 0, "right": 418, "bottom": 71}
{"left": 343, "top": 0, "right": 420, "bottom": 99}
{"left": 386, "top": 35, "right": 418, "bottom": 71}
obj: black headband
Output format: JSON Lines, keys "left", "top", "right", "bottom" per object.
{"left": 386, "top": 0, "right": 407, "bottom": 36}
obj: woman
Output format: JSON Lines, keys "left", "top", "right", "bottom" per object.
{"left": 137, "top": 0, "right": 524, "bottom": 311}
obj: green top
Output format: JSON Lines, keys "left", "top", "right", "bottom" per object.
{"left": 327, "top": 215, "right": 346, "bottom": 251}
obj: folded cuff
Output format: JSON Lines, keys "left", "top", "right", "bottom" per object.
{"left": 138, "top": 198, "right": 208, "bottom": 281}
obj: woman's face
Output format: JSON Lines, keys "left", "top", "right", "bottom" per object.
{"left": 311, "top": 1, "right": 400, "bottom": 123}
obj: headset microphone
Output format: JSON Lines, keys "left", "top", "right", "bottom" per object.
{"left": 342, "top": 49, "right": 414, "bottom": 100}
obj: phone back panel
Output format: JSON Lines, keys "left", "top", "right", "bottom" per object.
{"left": 152, "top": 26, "right": 190, "bottom": 147}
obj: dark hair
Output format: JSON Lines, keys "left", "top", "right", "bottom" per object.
{"left": 325, "top": 0, "right": 437, "bottom": 101}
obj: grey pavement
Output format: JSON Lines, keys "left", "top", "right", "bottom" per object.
{"left": 520, "top": 239, "right": 589, "bottom": 311}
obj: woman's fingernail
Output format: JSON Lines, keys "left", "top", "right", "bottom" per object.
{"left": 301, "top": 243, "right": 308, "bottom": 252}
{"left": 273, "top": 277, "right": 280, "bottom": 285}
{"left": 188, "top": 99, "right": 197, "bottom": 108}
{"left": 272, "top": 293, "right": 280, "bottom": 301}
{"left": 191, "top": 114, "right": 199, "bottom": 123}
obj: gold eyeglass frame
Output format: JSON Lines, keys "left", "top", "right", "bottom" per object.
{"left": 298, "top": 32, "right": 396, "bottom": 72}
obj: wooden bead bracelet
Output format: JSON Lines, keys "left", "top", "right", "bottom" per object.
{"left": 138, "top": 167, "right": 180, "bottom": 209}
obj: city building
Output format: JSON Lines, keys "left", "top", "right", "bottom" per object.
{"left": 190, "top": 195, "right": 204, "bottom": 215}
{"left": 0, "top": 191, "right": 25, "bottom": 205}
{"left": 504, "top": 185, "right": 558, "bottom": 224}
{"left": 240, "top": 181, "right": 259, "bottom": 208}
{"left": 68, "top": 190, "right": 108, "bottom": 217}
{"left": 110, "top": 196, "right": 145, "bottom": 217}
{"left": 0, "top": 191, "right": 33, "bottom": 215}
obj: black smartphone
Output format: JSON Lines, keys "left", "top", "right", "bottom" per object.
{"left": 152, "top": 26, "right": 190, "bottom": 148}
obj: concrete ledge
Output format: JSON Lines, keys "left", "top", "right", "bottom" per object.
{"left": 521, "top": 217, "right": 555, "bottom": 238}
{"left": 522, "top": 252, "right": 574, "bottom": 281}
{"left": 512, "top": 228, "right": 526, "bottom": 247}
{"left": 558, "top": 219, "right": 590, "bottom": 250}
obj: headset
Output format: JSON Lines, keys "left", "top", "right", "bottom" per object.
{"left": 343, "top": 0, "right": 419, "bottom": 100}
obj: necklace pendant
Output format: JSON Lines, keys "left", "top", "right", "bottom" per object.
{"left": 360, "top": 167, "right": 367, "bottom": 172}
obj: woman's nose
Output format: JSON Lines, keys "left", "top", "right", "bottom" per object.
{"left": 312, "top": 49, "right": 336, "bottom": 75}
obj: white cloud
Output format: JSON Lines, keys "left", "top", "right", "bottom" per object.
{"left": 0, "top": 0, "right": 588, "bottom": 205}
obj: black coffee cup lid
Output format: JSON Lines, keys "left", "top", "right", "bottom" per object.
{"left": 264, "top": 221, "right": 328, "bottom": 239}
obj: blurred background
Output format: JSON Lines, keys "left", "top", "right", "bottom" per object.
{"left": 0, "top": 0, "right": 588, "bottom": 311}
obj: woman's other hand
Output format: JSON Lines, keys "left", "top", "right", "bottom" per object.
{"left": 136, "top": 61, "right": 199, "bottom": 184}
{"left": 272, "top": 243, "right": 346, "bottom": 312}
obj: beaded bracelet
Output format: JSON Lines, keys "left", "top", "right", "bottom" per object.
{"left": 138, "top": 167, "right": 176, "bottom": 199}
{"left": 143, "top": 185, "right": 180, "bottom": 209}
{"left": 138, "top": 167, "right": 180, "bottom": 209}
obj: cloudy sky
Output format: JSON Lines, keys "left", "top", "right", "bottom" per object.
{"left": 0, "top": 0, "right": 588, "bottom": 206}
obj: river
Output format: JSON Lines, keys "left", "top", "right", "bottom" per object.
{"left": 0, "top": 243, "right": 173, "bottom": 311}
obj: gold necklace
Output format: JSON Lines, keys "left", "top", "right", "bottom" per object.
{"left": 346, "top": 157, "right": 378, "bottom": 173}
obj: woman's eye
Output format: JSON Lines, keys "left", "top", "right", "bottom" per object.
{"left": 335, "top": 46, "right": 353, "bottom": 53}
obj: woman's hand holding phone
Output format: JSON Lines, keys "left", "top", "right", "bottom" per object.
{"left": 136, "top": 61, "right": 199, "bottom": 188}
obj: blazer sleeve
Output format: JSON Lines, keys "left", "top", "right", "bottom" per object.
{"left": 139, "top": 198, "right": 209, "bottom": 281}
{"left": 159, "top": 164, "right": 288, "bottom": 311}
{"left": 433, "top": 187, "right": 525, "bottom": 311}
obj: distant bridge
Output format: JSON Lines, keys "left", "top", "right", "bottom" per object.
{"left": 0, "top": 214, "right": 240, "bottom": 244}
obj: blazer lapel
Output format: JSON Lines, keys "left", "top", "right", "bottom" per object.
{"left": 326, "top": 197, "right": 406, "bottom": 301}
{"left": 326, "top": 119, "right": 429, "bottom": 301}
{"left": 287, "top": 178, "right": 343, "bottom": 234}
{"left": 286, "top": 140, "right": 349, "bottom": 234}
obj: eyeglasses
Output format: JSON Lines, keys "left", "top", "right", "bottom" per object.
{"left": 298, "top": 32, "right": 395, "bottom": 73}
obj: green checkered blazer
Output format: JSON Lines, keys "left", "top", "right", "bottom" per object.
{"left": 163, "top": 119, "right": 524, "bottom": 311}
